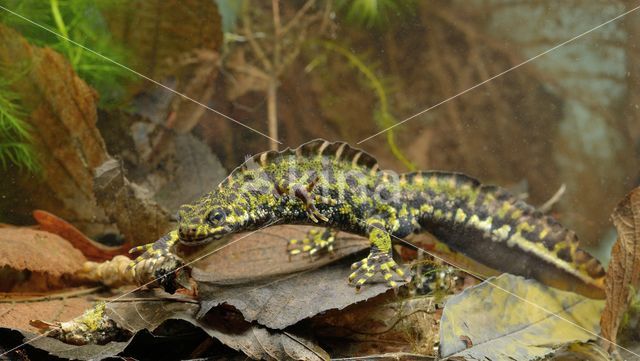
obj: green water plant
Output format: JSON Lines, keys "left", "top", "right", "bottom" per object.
{"left": 336, "top": 0, "right": 416, "bottom": 28}
{"left": 0, "top": 69, "right": 39, "bottom": 172}
{"left": 0, "top": 0, "right": 132, "bottom": 106}
{"left": 322, "top": 41, "right": 416, "bottom": 171}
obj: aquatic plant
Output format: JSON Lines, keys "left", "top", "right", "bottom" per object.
{"left": 322, "top": 41, "right": 416, "bottom": 171}
{"left": 0, "top": 0, "right": 132, "bottom": 106}
{"left": 0, "top": 69, "right": 39, "bottom": 172}
{"left": 336, "top": 0, "right": 416, "bottom": 28}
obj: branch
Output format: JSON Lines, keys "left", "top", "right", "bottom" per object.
{"left": 242, "top": 0, "right": 272, "bottom": 71}
{"left": 281, "top": 0, "right": 317, "bottom": 35}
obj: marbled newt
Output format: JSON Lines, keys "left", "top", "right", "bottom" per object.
{"left": 130, "top": 139, "right": 606, "bottom": 298}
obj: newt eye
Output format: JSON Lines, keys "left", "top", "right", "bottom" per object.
{"left": 207, "top": 209, "right": 226, "bottom": 226}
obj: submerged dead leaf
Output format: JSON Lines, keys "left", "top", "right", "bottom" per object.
{"left": 439, "top": 274, "right": 604, "bottom": 360}
{"left": 0, "top": 228, "right": 87, "bottom": 292}
{"left": 191, "top": 225, "right": 369, "bottom": 282}
{"left": 0, "top": 24, "right": 171, "bottom": 243}
{"left": 600, "top": 186, "right": 640, "bottom": 353}
{"left": 0, "top": 293, "right": 94, "bottom": 332}
{"left": 311, "top": 295, "right": 439, "bottom": 358}
{"left": 93, "top": 158, "right": 171, "bottom": 246}
{"left": 105, "top": 290, "right": 329, "bottom": 361}
{"left": 0, "top": 24, "right": 110, "bottom": 233}
{"left": 192, "top": 226, "right": 401, "bottom": 330}
{"left": 196, "top": 253, "right": 397, "bottom": 330}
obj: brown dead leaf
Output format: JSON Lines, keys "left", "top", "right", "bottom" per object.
{"left": 0, "top": 24, "right": 109, "bottom": 234}
{"left": 0, "top": 293, "right": 94, "bottom": 332}
{"left": 0, "top": 228, "right": 87, "bottom": 292}
{"left": 33, "top": 210, "right": 130, "bottom": 262}
{"left": 402, "top": 232, "right": 501, "bottom": 280}
{"left": 600, "top": 186, "right": 640, "bottom": 352}
{"left": 93, "top": 159, "right": 171, "bottom": 246}
{"left": 194, "top": 227, "right": 403, "bottom": 330}
{"left": 311, "top": 295, "right": 439, "bottom": 358}
{"left": 105, "top": 290, "right": 330, "bottom": 360}
{"left": 191, "top": 225, "right": 369, "bottom": 282}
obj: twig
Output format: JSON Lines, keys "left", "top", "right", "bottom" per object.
{"left": 93, "top": 296, "right": 198, "bottom": 304}
{"left": 267, "top": 0, "right": 282, "bottom": 151}
{"left": 0, "top": 286, "right": 103, "bottom": 303}
{"left": 281, "top": 0, "right": 316, "bottom": 35}
{"left": 333, "top": 353, "right": 434, "bottom": 360}
{"left": 242, "top": 0, "right": 272, "bottom": 71}
{"left": 538, "top": 183, "right": 567, "bottom": 213}
{"left": 319, "top": 0, "right": 333, "bottom": 33}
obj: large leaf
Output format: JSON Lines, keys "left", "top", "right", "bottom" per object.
{"left": 439, "top": 274, "right": 604, "bottom": 360}
{"left": 191, "top": 226, "right": 369, "bottom": 283}
{"left": 193, "top": 226, "right": 402, "bottom": 329}
{"left": 0, "top": 228, "right": 86, "bottom": 292}
{"left": 0, "top": 24, "right": 109, "bottom": 230}
{"left": 105, "top": 291, "right": 330, "bottom": 361}
{"left": 600, "top": 186, "right": 640, "bottom": 355}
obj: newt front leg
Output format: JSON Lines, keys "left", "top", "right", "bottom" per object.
{"left": 128, "top": 230, "right": 185, "bottom": 292}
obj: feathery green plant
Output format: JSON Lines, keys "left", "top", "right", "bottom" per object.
{"left": 0, "top": 68, "right": 39, "bottom": 173}
{"left": 0, "top": 0, "right": 133, "bottom": 106}
{"left": 322, "top": 41, "right": 416, "bottom": 171}
{"left": 336, "top": 0, "right": 416, "bottom": 28}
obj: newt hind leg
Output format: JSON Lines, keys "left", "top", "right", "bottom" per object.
{"left": 349, "top": 219, "right": 410, "bottom": 290}
{"left": 288, "top": 227, "right": 338, "bottom": 259}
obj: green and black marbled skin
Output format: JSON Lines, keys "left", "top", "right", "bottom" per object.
{"left": 131, "top": 139, "right": 606, "bottom": 298}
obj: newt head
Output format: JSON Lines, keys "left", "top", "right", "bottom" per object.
{"left": 175, "top": 193, "right": 247, "bottom": 246}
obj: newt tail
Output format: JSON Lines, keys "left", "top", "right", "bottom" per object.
{"left": 130, "top": 139, "right": 605, "bottom": 298}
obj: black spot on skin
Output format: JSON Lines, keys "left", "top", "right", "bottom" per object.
{"left": 346, "top": 175, "right": 358, "bottom": 188}
{"left": 379, "top": 188, "right": 392, "bottom": 201}
{"left": 542, "top": 237, "right": 556, "bottom": 251}
{"left": 473, "top": 191, "right": 487, "bottom": 209}
{"left": 557, "top": 247, "right": 573, "bottom": 262}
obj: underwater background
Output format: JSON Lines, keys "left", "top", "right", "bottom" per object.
{"left": 0, "top": 1, "right": 640, "bottom": 358}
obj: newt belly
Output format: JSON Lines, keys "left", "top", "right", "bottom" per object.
{"left": 130, "top": 139, "right": 606, "bottom": 298}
